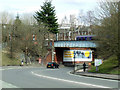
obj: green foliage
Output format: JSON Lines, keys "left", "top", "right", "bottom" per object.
{"left": 91, "top": 61, "right": 94, "bottom": 66}
{"left": 34, "top": 0, "right": 58, "bottom": 34}
{"left": 88, "top": 55, "right": 119, "bottom": 74}
{"left": 109, "top": 68, "right": 120, "bottom": 74}
{"left": 88, "top": 65, "right": 96, "bottom": 73}
{"left": 95, "top": 1, "right": 118, "bottom": 59}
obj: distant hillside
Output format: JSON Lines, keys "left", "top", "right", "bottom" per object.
{"left": 88, "top": 55, "right": 119, "bottom": 75}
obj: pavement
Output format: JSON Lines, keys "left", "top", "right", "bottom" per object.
{"left": 71, "top": 69, "right": 120, "bottom": 81}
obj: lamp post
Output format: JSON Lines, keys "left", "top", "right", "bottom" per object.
{"left": 73, "top": 51, "right": 76, "bottom": 73}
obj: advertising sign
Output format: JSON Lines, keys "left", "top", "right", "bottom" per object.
{"left": 95, "top": 59, "right": 102, "bottom": 66}
{"left": 63, "top": 50, "right": 92, "bottom": 62}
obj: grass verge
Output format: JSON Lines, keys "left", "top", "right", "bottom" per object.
{"left": 2, "top": 52, "right": 21, "bottom": 66}
{"left": 88, "top": 55, "right": 120, "bottom": 75}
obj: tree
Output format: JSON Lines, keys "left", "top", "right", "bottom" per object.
{"left": 0, "top": 11, "right": 13, "bottom": 25}
{"left": 8, "top": 15, "right": 22, "bottom": 58}
{"left": 34, "top": 0, "right": 58, "bottom": 34}
{"left": 1, "top": 11, "right": 14, "bottom": 43}
{"left": 94, "top": 0, "right": 118, "bottom": 59}
{"left": 15, "top": 15, "right": 49, "bottom": 63}
{"left": 118, "top": 1, "right": 120, "bottom": 63}
{"left": 29, "top": 24, "right": 48, "bottom": 61}
{"left": 0, "top": 12, "right": 15, "bottom": 58}
{"left": 1, "top": 11, "right": 49, "bottom": 64}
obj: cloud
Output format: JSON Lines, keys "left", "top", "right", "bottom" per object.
{"left": 60, "top": 0, "right": 98, "bottom": 4}
{"left": 57, "top": 9, "right": 80, "bottom": 24}
{"left": 0, "top": 0, "right": 43, "bottom": 13}
{"left": 0, "top": 0, "right": 98, "bottom": 24}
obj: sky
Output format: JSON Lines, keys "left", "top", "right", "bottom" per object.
{"left": 0, "top": 0, "right": 98, "bottom": 24}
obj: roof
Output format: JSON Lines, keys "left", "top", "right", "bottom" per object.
{"left": 54, "top": 41, "right": 97, "bottom": 48}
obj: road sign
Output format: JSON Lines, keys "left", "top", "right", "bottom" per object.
{"left": 95, "top": 59, "right": 102, "bottom": 66}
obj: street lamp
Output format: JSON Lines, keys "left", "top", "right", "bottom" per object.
{"left": 73, "top": 51, "right": 76, "bottom": 73}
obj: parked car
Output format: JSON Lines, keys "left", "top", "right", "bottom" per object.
{"left": 46, "top": 62, "right": 59, "bottom": 68}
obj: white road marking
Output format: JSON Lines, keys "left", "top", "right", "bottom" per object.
{"left": 31, "top": 71, "right": 111, "bottom": 88}
{"left": 67, "top": 71, "right": 119, "bottom": 82}
{"left": 0, "top": 69, "right": 4, "bottom": 71}
{"left": 0, "top": 80, "right": 18, "bottom": 88}
{"left": 0, "top": 68, "right": 18, "bottom": 70}
{"left": 0, "top": 67, "right": 21, "bottom": 71}
{"left": 1, "top": 66, "right": 41, "bottom": 71}
{"left": 46, "top": 69, "right": 59, "bottom": 70}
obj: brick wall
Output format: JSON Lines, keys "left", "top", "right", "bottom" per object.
{"left": 45, "top": 41, "right": 95, "bottom": 65}
{"left": 54, "top": 47, "right": 69, "bottom": 64}
{"left": 69, "top": 47, "right": 91, "bottom": 50}
{"left": 54, "top": 47, "right": 93, "bottom": 64}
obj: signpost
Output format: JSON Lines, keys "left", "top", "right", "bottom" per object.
{"left": 95, "top": 59, "right": 103, "bottom": 71}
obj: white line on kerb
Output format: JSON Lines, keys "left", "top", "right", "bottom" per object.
{"left": 67, "top": 71, "right": 119, "bottom": 82}
{"left": 31, "top": 71, "right": 111, "bottom": 88}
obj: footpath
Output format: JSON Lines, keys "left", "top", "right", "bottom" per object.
{"left": 71, "top": 69, "right": 120, "bottom": 81}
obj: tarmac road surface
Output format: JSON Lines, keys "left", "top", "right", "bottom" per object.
{"left": 0, "top": 66, "right": 119, "bottom": 89}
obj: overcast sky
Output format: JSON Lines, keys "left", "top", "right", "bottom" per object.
{"left": 0, "top": 0, "right": 98, "bottom": 23}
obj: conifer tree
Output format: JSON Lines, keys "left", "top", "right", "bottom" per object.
{"left": 34, "top": 0, "right": 58, "bottom": 34}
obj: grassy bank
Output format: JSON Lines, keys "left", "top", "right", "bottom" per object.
{"left": 88, "top": 55, "right": 119, "bottom": 75}
{"left": 2, "top": 52, "right": 21, "bottom": 66}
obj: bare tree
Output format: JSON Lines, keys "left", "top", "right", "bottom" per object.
{"left": 0, "top": 11, "right": 14, "bottom": 24}
{"left": 94, "top": 0, "right": 118, "bottom": 59}
{"left": 21, "top": 13, "right": 37, "bottom": 25}
{"left": 1, "top": 12, "right": 49, "bottom": 62}
{"left": 0, "top": 11, "right": 14, "bottom": 53}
